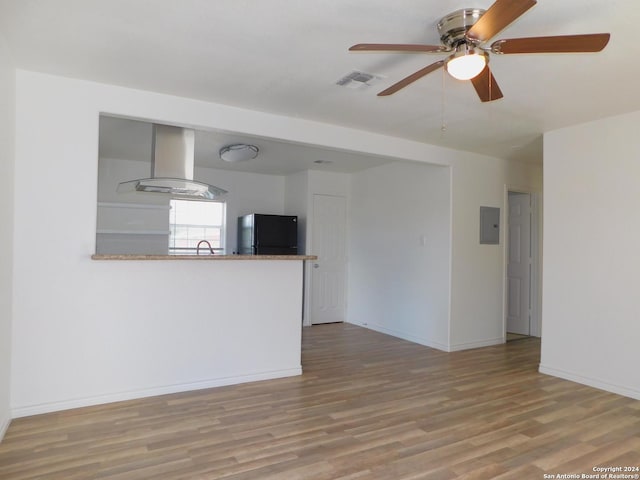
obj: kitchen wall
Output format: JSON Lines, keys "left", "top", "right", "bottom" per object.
{"left": 0, "top": 33, "right": 14, "bottom": 440}
{"left": 284, "top": 170, "right": 309, "bottom": 254}
{"left": 541, "top": 110, "right": 640, "bottom": 400}
{"left": 196, "top": 167, "right": 285, "bottom": 252}
{"left": 348, "top": 161, "right": 451, "bottom": 349}
{"left": 97, "top": 155, "right": 287, "bottom": 254}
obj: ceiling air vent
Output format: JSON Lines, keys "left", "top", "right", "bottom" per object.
{"left": 336, "top": 70, "right": 383, "bottom": 90}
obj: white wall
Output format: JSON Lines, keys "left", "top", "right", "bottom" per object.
{"left": 449, "top": 156, "right": 542, "bottom": 351}
{"left": 541, "top": 110, "right": 640, "bottom": 400}
{"left": 10, "top": 68, "right": 544, "bottom": 417}
{"left": 284, "top": 170, "right": 309, "bottom": 254}
{"left": 11, "top": 71, "right": 328, "bottom": 417}
{"left": 0, "top": 34, "right": 15, "bottom": 440}
{"left": 6, "top": 70, "right": 471, "bottom": 417}
{"left": 11, "top": 259, "right": 303, "bottom": 417}
{"left": 307, "top": 170, "right": 351, "bottom": 197}
{"left": 345, "top": 148, "right": 541, "bottom": 353}
{"left": 348, "top": 161, "right": 451, "bottom": 349}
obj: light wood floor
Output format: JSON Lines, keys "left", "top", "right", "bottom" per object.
{"left": 505, "top": 332, "right": 529, "bottom": 342}
{"left": 1, "top": 323, "right": 639, "bottom": 479}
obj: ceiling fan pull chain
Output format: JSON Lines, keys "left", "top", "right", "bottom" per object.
{"left": 441, "top": 67, "right": 447, "bottom": 133}
{"left": 488, "top": 74, "right": 495, "bottom": 124}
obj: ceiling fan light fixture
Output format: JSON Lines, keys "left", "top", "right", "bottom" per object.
{"left": 219, "top": 144, "right": 259, "bottom": 162}
{"left": 446, "top": 45, "right": 487, "bottom": 81}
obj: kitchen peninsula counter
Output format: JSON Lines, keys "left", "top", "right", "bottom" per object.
{"left": 92, "top": 254, "right": 317, "bottom": 261}
{"left": 53, "top": 252, "right": 315, "bottom": 418}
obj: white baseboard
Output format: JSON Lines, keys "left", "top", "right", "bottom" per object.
{"left": 11, "top": 367, "right": 302, "bottom": 419}
{"left": 351, "top": 321, "right": 505, "bottom": 353}
{"left": 352, "top": 321, "right": 450, "bottom": 352}
{"left": 0, "top": 414, "right": 10, "bottom": 442}
{"left": 539, "top": 364, "right": 640, "bottom": 401}
{"left": 447, "top": 337, "right": 504, "bottom": 352}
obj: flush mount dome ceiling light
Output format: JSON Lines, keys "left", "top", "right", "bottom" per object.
{"left": 219, "top": 144, "right": 259, "bottom": 162}
{"left": 446, "top": 44, "right": 488, "bottom": 80}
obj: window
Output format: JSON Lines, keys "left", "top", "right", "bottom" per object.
{"left": 169, "top": 199, "right": 226, "bottom": 255}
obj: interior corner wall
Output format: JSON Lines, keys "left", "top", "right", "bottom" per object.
{"left": 0, "top": 35, "right": 15, "bottom": 440}
{"left": 448, "top": 155, "right": 542, "bottom": 351}
{"left": 541, "top": 110, "right": 640, "bottom": 400}
{"left": 348, "top": 161, "right": 451, "bottom": 350}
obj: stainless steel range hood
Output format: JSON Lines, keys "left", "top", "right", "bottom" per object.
{"left": 117, "top": 124, "right": 227, "bottom": 200}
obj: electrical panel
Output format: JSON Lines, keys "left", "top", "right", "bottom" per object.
{"left": 480, "top": 206, "right": 500, "bottom": 245}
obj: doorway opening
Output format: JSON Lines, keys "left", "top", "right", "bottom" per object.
{"left": 505, "top": 190, "right": 540, "bottom": 342}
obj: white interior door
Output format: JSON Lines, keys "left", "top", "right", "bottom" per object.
{"left": 507, "top": 192, "right": 531, "bottom": 335}
{"left": 310, "top": 194, "right": 347, "bottom": 324}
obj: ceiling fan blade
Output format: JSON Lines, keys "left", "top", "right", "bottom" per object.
{"left": 377, "top": 60, "right": 445, "bottom": 96}
{"left": 350, "top": 43, "right": 449, "bottom": 53}
{"left": 470, "top": 65, "right": 504, "bottom": 102}
{"left": 491, "top": 33, "right": 610, "bottom": 54}
{"left": 467, "top": 0, "right": 537, "bottom": 43}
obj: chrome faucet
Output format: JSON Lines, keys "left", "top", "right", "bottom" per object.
{"left": 196, "top": 240, "right": 214, "bottom": 255}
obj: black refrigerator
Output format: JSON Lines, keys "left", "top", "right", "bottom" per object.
{"left": 237, "top": 214, "right": 298, "bottom": 255}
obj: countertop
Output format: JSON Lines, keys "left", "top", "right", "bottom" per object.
{"left": 91, "top": 254, "right": 318, "bottom": 261}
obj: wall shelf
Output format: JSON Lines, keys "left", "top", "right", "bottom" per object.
{"left": 96, "top": 229, "right": 170, "bottom": 235}
{"left": 97, "top": 202, "right": 169, "bottom": 210}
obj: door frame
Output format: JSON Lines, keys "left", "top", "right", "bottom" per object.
{"left": 503, "top": 185, "right": 542, "bottom": 339}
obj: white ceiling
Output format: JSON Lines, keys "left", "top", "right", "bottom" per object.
{"left": 2, "top": 0, "right": 638, "bottom": 167}
{"left": 98, "top": 115, "right": 395, "bottom": 175}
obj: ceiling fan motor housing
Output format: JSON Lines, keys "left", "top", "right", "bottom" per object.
{"left": 437, "top": 9, "right": 486, "bottom": 48}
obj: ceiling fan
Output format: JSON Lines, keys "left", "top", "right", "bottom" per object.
{"left": 349, "top": 0, "right": 610, "bottom": 102}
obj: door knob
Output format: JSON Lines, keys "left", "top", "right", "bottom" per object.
{"left": 313, "top": 263, "right": 319, "bottom": 268}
